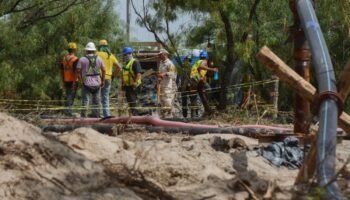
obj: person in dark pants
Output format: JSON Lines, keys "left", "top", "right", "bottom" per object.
{"left": 180, "top": 56, "right": 199, "bottom": 118}
{"left": 121, "top": 47, "right": 142, "bottom": 116}
{"left": 61, "top": 42, "right": 79, "bottom": 116}
{"left": 190, "top": 51, "right": 218, "bottom": 116}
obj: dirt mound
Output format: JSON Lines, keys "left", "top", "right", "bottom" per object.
{"left": 58, "top": 129, "right": 301, "bottom": 199}
{"left": 1, "top": 112, "right": 349, "bottom": 199}
{"left": 0, "top": 113, "right": 144, "bottom": 200}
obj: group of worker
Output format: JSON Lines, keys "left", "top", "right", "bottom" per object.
{"left": 61, "top": 40, "right": 218, "bottom": 118}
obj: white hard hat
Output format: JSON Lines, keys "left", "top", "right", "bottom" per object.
{"left": 85, "top": 42, "right": 96, "bottom": 51}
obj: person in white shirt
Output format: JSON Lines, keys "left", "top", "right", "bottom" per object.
{"left": 157, "top": 49, "right": 177, "bottom": 118}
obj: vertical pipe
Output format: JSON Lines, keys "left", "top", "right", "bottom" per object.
{"left": 296, "top": 0, "right": 344, "bottom": 199}
{"left": 290, "top": 0, "right": 311, "bottom": 134}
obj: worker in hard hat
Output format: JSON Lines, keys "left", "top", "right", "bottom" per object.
{"left": 190, "top": 51, "right": 218, "bottom": 116}
{"left": 157, "top": 49, "right": 177, "bottom": 118}
{"left": 77, "top": 42, "right": 106, "bottom": 118}
{"left": 96, "top": 39, "right": 121, "bottom": 118}
{"left": 61, "top": 42, "right": 79, "bottom": 116}
{"left": 122, "top": 47, "right": 142, "bottom": 116}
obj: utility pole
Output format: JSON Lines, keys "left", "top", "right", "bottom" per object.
{"left": 126, "top": 0, "right": 131, "bottom": 42}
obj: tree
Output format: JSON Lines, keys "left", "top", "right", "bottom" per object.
{"left": 165, "top": 0, "right": 266, "bottom": 109}
{"left": 0, "top": 0, "right": 92, "bottom": 29}
{"left": 130, "top": 0, "right": 190, "bottom": 79}
{"left": 0, "top": 0, "right": 125, "bottom": 100}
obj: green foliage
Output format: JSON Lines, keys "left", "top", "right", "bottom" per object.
{"left": 305, "top": 186, "right": 326, "bottom": 200}
{"left": 2, "top": 0, "right": 350, "bottom": 113}
{"left": 0, "top": 0, "right": 125, "bottom": 100}
{"left": 165, "top": 0, "right": 350, "bottom": 112}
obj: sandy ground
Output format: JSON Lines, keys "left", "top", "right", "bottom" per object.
{"left": 0, "top": 112, "right": 349, "bottom": 199}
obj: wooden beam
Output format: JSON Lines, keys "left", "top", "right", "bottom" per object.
{"left": 339, "top": 112, "right": 350, "bottom": 134}
{"left": 256, "top": 46, "right": 350, "bottom": 134}
{"left": 337, "top": 58, "right": 350, "bottom": 101}
{"left": 256, "top": 46, "right": 316, "bottom": 101}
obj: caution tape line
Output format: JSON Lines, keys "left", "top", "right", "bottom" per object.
{"left": 0, "top": 79, "right": 278, "bottom": 104}
{"left": 0, "top": 103, "right": 290, "bottom": 113}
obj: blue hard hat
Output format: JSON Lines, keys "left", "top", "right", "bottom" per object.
{"left": 122, "top": 47, "right": 133, "bottom": 55}
{"left": 199, "top": 51, "right": 208, "bottom": 59}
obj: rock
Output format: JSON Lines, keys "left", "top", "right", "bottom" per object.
{"left": 233, "top": 191, "right": 249, "bottom": 200}
{"left": 228, "top": 138, "right": 248, "bottom": 150}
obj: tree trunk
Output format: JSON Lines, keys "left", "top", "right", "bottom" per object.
{"left": 218, "top": 8, "right": 236, "bottom": 110}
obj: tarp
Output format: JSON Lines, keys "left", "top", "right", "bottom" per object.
{"left": 258, "top": 136, "right": 304, "bottom": 169}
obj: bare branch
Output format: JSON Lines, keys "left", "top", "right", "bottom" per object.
{"left": 240, "top": 0, "right": 261, "bottom": 42}
{"left": 130, "top": 0, "right": 188, "bottom": 82}
{"left": 17, "top": 0, "right": 91, "bottom": 29}
{"left": 1, "top": 0, "right": 91, "bottom": 29}
{"left": 130, "top": 0, "right": 168, "bottom": 49}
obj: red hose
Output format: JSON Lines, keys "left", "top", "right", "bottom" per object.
{"left": 44, "top": 116, "right": 219, "bottom": 129}
{"left": 43, "top": 116, "right": 297, "bottom": 132}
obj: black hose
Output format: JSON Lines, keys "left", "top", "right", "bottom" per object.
{"left": 40, "top": 124, "right": 293, "bottom": 137}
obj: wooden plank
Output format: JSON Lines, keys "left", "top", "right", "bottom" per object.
{"left": 256, "top": 46, "right": 350, "bottom": 134}
{"left": 337, "top": 58, "right": 350, "bottom": 101}
{"left": 256, "top": 46, "right": 316, "bottom": 102}
{"left": 339, "top": 112, "right": 350, "bottom": 135}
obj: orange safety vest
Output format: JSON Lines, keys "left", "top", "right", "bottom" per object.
{"left": 62, "top": 54, "right": 79, "bottom": 82}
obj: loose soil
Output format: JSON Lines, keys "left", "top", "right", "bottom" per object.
{"left": 0, "top": 112, "right": 349, "bottom": 199}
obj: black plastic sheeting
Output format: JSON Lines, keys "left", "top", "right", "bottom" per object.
{"left": 258, "top": 136, "right": 304, "bottom": 169}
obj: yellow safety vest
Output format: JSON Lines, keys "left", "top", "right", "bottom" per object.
{"left": 122, "top": 58, "right": 141, "bottom": 86}
{"left": 190, "top": 60, "right": 207, "bottom": 81}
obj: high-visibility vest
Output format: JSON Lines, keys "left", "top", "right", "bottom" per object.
{"left": 190, "top": 60, "right": 207, "bottom": 81}
{"left": 122, "top": 58, "right": 141, "bottom": 86}
{"left": 62, "top": 54, "right": 78, "bottom": 82}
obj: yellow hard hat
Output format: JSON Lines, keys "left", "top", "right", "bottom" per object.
{"left": 67, "top": 42, "right": 77, "bottom": 49}
{"left": 99, "top": 39, "right": 108, "bottom": 46}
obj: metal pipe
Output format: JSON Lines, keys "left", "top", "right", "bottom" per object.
{"left": 290, "top": 0, "right": 312, "bottom": 134}
{"left": 296, "top": 0, "right": 344, "bottom": 199}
